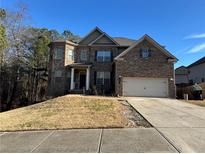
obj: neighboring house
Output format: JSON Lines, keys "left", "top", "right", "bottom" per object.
{"left": 188, "top": 56, "right": 205, "bottom": 84}
{"left": 175, "top": 56, "right": 205, "bottom": 85}
{"left": 47, "top": 27, "right": 177, "bottom": 98}
{"left": 175, "top": 66, "right": 189, "bottom": 84}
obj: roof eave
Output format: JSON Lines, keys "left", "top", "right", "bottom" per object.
{"left": 48, "top": 40, "right": 78, "bottom": 47}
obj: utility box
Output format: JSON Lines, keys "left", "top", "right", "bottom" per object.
{"left": 183, "top": 94, "right": 188, "bottom": 100}
{"left": 192, "top": 84, "right": 203, "bottom": 100}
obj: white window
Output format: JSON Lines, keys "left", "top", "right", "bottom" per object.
{"left": 141, "top": 48, "right": 150, "bottom": 58}
{"left": 67, "top": 49, "right": 74, "bottom": 61}
{"left": 55, "top": 47, "right": 64, "bottom": 59}
{"left": 54, "top": 70, "right": 62, "bottom": 77}
{"left": 97, "top": 51, "right": 111, "bottom": 62}
{"left": 80, "top": 50, "right": 87, "bottom": 61}
{"left": 96, "top": 72, "right": 110, "bottom": 85}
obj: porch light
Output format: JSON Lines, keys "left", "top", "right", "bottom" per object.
{"left": 119, "top": 75, "right": 122, "bottom": 84}
{"left": 170, "top": 78, "right": 174, "bottom": 81}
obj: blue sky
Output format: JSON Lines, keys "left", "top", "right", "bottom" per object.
{"left": 1, "top": 0, "right": 205, "bottom": 68}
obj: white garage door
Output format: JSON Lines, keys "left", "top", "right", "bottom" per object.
{"left": 123, "top": 77, "right": 168, "bottom": 97}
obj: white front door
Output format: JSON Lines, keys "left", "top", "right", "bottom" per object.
{"left": 122, "top": 77, "right": 168, "bottom": 97}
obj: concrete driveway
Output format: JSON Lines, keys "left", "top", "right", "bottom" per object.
{"left": 0, "top": 128, "right": 177, "bottom": 153}
{"left": 127, "top": 97, "right": 205, "bottom": 153}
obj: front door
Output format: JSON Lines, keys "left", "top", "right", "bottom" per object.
{"left": 79, "top": 73, "right": 86, "bottom": 89}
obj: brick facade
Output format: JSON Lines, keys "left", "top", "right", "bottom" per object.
{"left": 47, "top": 28, "right": 177, "bottom": 98}
{"left": 48, "top": 42, "right": 73, "bottom": 96}
{"left": 73, "top": 46, "right": 126, "bottom": 94}
{"left": 48, "top": 43, "right": 127, "bottom": 96}
{"left": 115, "top": 40, "right": 176, "bottom": 98}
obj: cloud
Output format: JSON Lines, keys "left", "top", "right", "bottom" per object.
{"left": 176, "top": 46, "right": 191, "bottom": 54}
{"left": 187, "top": 43, "right": 205, "bottom": 53}
{"left": 184, "top": 33, "right": 205, "bottom": 39}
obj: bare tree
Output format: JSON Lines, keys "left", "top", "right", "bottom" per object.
{"left": 1, "top": 3, "right": 30, "bottom": 109}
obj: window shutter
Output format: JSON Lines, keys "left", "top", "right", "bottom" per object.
{"left": 94, "top": 71, "right": 96, "bottom": 85}
{"left": 95, "top": 51, "right": 97, "bottom": 61}
{"left": 139, "top": 49, "right": 142, "bottom": 58}
{"left": 148, "top": 49, "right": 151, "bottom": 57}
{"left": 111, "top": 51, "right": 113, "bottom": 62}
{"left": 110, "top": 71, "right": 114, "bottom": 91}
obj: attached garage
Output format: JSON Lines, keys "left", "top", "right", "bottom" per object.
{"left": 122, "top": 77, "right": 168, "bottom": 97}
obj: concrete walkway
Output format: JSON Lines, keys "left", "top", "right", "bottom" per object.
{"left": 0, "top": 128, "right": 177, "bottom": 153}
{"left": 127, "top": 97, "right": 205, "bottom": 153}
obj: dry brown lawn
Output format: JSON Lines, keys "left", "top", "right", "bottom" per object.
{"left": 0, "top": 95, "right": 130, "bottom": 131}
{"left": 185, "top": 100, "right": 205, "bottom": 107}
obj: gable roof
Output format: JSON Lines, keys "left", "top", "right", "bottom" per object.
{"left": 88, "top": 33, "right": 120, "bottom": 46}
{"left": 114, "top": 34, "right": 177, "bottom": 61}
{"left": 78, "top": 27, "right": 104, "bottom": 44}
{"left": 113, "top": 37, "right": 136, "bottom": 46}
{"left": 175, "top": 66, "right": 189, "bottom": 75}
{"left": 78, "top": 27, "right": 119, "bottom": 46}
{"left": 78, "top": 27, "right": 136, "bottom": 46}
{"left": 188, "top": 56, "right": 205, "bottom": 68}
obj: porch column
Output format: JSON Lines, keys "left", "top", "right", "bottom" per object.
{"left": 70, "top": 68, "right": 74, "bottom": 90}
{"left": 86, "top": 67, "right": 90, "bottom": 90}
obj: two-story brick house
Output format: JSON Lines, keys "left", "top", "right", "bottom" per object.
{"left": 175, "top": 56, "right": 205, "bottom": 85}
{"left": 48, "top": 27, "right": 177, "bottom": 97}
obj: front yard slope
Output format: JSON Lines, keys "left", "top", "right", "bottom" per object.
{"left": 0, "top": 95, "right": 130, "bottom": 131}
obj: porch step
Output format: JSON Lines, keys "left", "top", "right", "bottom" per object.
{"left": 70, "top": 89, "right": 84, "bottom": 94}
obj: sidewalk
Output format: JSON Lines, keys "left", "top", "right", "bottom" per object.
{"left": 0, "top": 128, "right": 177, "bottom": 153}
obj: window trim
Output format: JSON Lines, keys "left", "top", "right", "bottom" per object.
{"left": 54, "top": 47, "right": 64, "bottom": 59}
{"left": 141, "top": 48, "right": 150, "bottom": 58}
{"left": 67, "top": 49, "right": 74, "bottom": 61}
{"left": 96, "top": 71, "right": 110, "bottom": 85}
{"left": 80, "top": 50, "right": 87, "bottom": 61}
{"left": 96, "top": 51, "right": 111, "bottom": 62}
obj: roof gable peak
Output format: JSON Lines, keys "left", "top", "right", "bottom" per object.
{"left": 88, "top": 32, "right": 120, "bottom": 46}
{"left": 115, "top": 34, "right": 177, "bottom": 61}
{"left": 78, "top": 27, "right": 104, "bottom": 44}
{"left": 79, "top": 26, "right": 120, "bottom": 46}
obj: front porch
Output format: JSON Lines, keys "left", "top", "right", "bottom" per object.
{"left": 70, "top": 63, "right": 91, "bottom": 92}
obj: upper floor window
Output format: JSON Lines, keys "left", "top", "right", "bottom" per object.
{"left": 55, "top": 47, "right": 64, "bottom": 59}
{"left": 67, "top": 49, "right": 74, "bottom": 61}
{"left": 80, "top": 50, "right": 87, "bottom": 61}
{"left": 97, "top": 51, "right": 111, "bottom": 62}
{"left": 140, "top": 48, "right": 150, "bottom": 58}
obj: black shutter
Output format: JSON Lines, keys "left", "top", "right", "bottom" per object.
{"left": 110, "top": 51, "right": 113, "bottom": 62}
{"left": 148, "top": 49, "right": 151, "bottom": 57}
{"left": 94, "top": 71, "right": 97, "bottom": 85}
{"left": 110, "top": 71, "right": 114, "bottom": 92}
{"left": 95, "top": 50, "right": 97, "bottom": 61}
{"left": 139, "top": 48, "right": 142, "bottom": 58}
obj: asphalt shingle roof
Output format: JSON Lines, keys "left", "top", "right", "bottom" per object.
{"left": 113, "top": 37, "right": 136, "bottom": 46}
{"left": 188, "top": 56, "right": 205, "bottom": 68}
